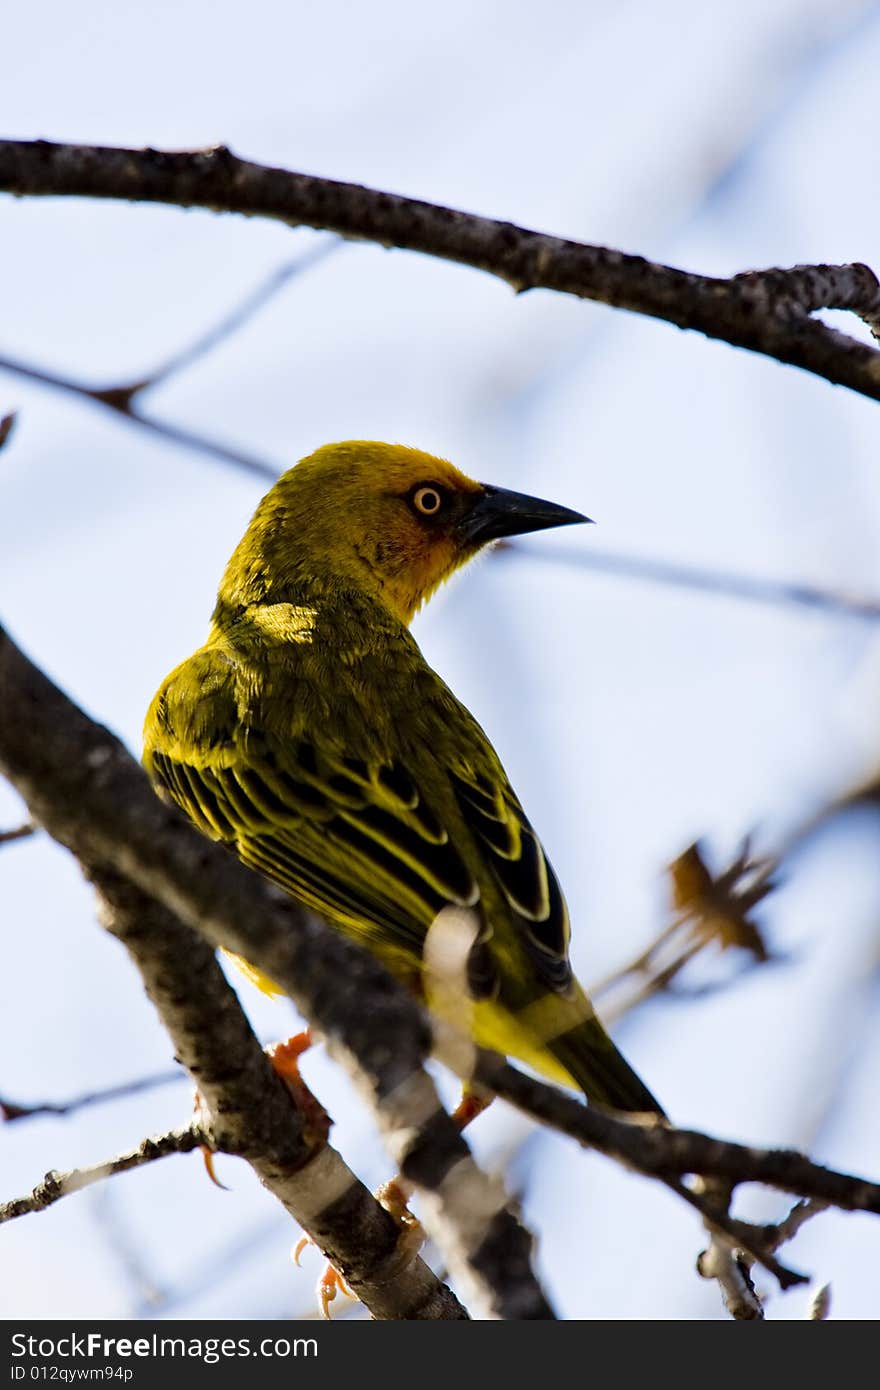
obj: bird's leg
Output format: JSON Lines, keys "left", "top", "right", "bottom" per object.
{"left": 198, "top": 1029, "right": 329, "bottom": 1189}
{"left": 265, "top": 1029, "right": 332, "bottom": 1142}
{"left": 451, "top": 1086, "right": 493, "bottom": 1130}
{"left": 297, "top": 1084, "right": 493, "bottom": 1317}
{"left": 374, "top": 1085, "right": 492, "bottom": 1217}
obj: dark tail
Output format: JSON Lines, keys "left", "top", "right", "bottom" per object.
{"left": 550, "top": 1013, "right": 666, "bottom": 1118}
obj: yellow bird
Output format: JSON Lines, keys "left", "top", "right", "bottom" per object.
{"left": 144, "top": 441, "right": 663, "bottom": 1117}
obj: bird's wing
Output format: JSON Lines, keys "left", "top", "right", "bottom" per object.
{"left": 447, "top": 766, "right": 573, "bottom": 990}
{"left": 147, "top": 715, "right": 573, "bottom": 994}
{"left": 146, "top": 733, "right": 480, "bottom": 965}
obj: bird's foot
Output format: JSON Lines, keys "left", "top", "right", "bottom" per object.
{"left": 266, "top": 1029, "right": 332, "bottom": 1143}
{"left": 199, "top": 1145, "right": 229, "bottom": 1189}
{"left": 292, "top": 1237, "right": 357, "bottom": 1318}
{"left": 450, "top": 1086, "right": 492, "bottom": 1130}
{"left": 293, "top": 1176, "right": 424, "bottom": 1319}
{"left": 194, "top": 1029, "right": 330, "bottom": 1189}
{"left": 292, "top": 1088, "right": 487, "bottom": 1318}
{"left": 374, "top": 1177, "right": 426, "bottom": 1263}
{"left": 191, "top": 1090, "right": 230, "bottom": 1190}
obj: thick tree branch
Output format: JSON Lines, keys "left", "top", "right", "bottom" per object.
{"left": 2, "top": 849, "right": 466, "bottom": 1316}
{"left": 0, "top": 620, "right": 552, "bottom": 1321}
{"left": 1, "top": 140, "right": 880, "bottom": 402}
{"left": 473, "top": 1054, "right": 880, "bottom": 1220}
{"left": 90, "top": 867, "right": 467, "bottom": 1321}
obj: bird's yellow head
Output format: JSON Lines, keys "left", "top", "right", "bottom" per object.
{"left": 217, "top": 440, "right": 588, "bottom": 626}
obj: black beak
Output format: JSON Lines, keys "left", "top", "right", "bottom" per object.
{"left": 458, "top": 484, "right": 592, "bottom": 546}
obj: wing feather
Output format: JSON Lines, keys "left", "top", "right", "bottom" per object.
{"left": 149, "top": 739, "right": 479, "bottom": 969}
{"left": 450, "top": 768, "right": 572, "bottom": 990}
{"left": 150, "top": 720, "right": 573, "bottom": 995}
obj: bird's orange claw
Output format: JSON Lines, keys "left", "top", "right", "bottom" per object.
{"left": 317, "top": 1264, "right": 356, "bottom": 1319}
{"left": 195, "top": 1031, "right": 331, "bottom": 1191}
{"left": 266, "top": 1030, "right": 332, "bottom": 1142}
{"left": 292, "top": 1088, "right": 482, "bottom": 1316}
{"left": 192, "top": 1090, "right": 230, "bottom": 1189}
{"left": 292, "top": 1236, "right": 355, "bottom": 1319}
{"left": 376, "top": 1180, "right": 426, "bottom": 1271}
{"left": 450, "top": 1088, "right": 492, "bottom": 1131}
{"left": 200, "top": 1146, "right": 230, "bottom": 1190}
{"left": 268, "top": 1029, "right": 314, "bottom": 1073}
{"left": 292, "top": 1179, "right": 424, "bottom": 1319}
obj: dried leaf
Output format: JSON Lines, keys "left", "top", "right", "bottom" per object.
{"left": 669, "top": 840, "right": 775, "bottom": 961}
{"left": 0, "top": 412, "right": 17, "bottom": 450}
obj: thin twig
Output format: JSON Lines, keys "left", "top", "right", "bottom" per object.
{"left": 0, "top": 1124, "right": 203, "bottom": 1222}
{"left": 90, "top": 868, "right": 470, "bottom": 1322}
{"left": 133, "top": 240, "right": 340, "bottom": 394}
{"left": 472, "top": 1054, "right": 880, "bottom": 1217}
{"left": 766, "top": 1197, "right": 829, "bottom": 1251}
{"left": 0, "top": 821, "right": 35, "bottom": 846}
{"left": 0, "top": 242, "right": 340, "bottom": 483}
{"left": 1, "top": 1069, "right": 184, "bottom": 1122}
{"left": 697, "top": 1224, "right": 764, "bottom": 1319}
{"left": 695, "top": 1193, "right": 828, "bottom": 1319}
{"left": 594, "top": 936, "right": 709, "bottom": 1024}
{"left": 0, "top": 351, "right": 279, "bottom": 481}
{"left": 502, "top": 541, "right": 880, "bottom": 626}
{"left": 464, "top": 1051, "right": 880, "bottom": 1293}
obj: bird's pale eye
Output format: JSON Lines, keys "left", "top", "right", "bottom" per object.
{"left": 410, "top": 484, "right": 447, "bottom": 518}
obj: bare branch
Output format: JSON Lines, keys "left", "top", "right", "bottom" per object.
{"left": 1, "top": 1069, "right": 183, "bottom": 1122}
{"left": 89, "top": 867, "right": 469, "bottom": 1321}
{"left": 132, "top": 240, "right": 340, "bottom": 395}
{"left": 1, "top": 140, "right": 879, "bottom": 402}
{"left": 502, "top": 541, "right": 880, "bottom": 626}
{"left": 697, "top": 1225, "right": 764, "bottom": 1320}
{"left": 697, "top": 1234, "right": 756, "bottom": 1317}
{"left": 0, "top": 412, "right": 16, "bottom": 450}
{"left": 663, "top": 1175, "right": 803, "bottom": 1291}
{"left": 766, "top": 1197, "right": 829, "bottom": 1252}
{"left": 0, "top": 351, "right": 279, "bottom": 481}
{"left": 0, "top": 241, "right": 341, "bottom": 483}
{"left": 695, "top": 1193, "right": 828, "bottom": 1320}
{"left": 472, "top": 1053, "right": 880, "bottom": 1221}
{"left": 0, "top": 821, "right": 35, "bottom": 846}
{"left": 0, "top": 1125, "right": 202, "bottom": 1223}
{"left": 460, "top": 1050, "right": 879, "bottom": 1297}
